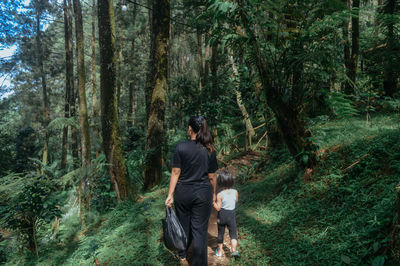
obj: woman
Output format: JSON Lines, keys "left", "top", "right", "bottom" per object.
{"left": 165, "top": 116, "right": 218, "bottom": 266}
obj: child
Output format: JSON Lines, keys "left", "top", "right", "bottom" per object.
{"left": 213, "top": 170, "right": 240, "bottom": 258}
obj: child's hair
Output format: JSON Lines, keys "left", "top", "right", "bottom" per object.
{"left": 217, "top": 170, "right": 234, "bottom": 190}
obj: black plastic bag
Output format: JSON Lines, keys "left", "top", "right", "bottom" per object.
{"left": 162, "top": 206, "right": 188, "bottom": 251}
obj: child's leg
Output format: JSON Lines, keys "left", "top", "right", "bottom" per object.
{"left": 231, "top": 239, "right": 238, "bottom": 252}
{"left": 227, "top": 211, "right": 238, "bottom": 252}
{"left": 217, "top": 223, "right": 225, "bottom": 254}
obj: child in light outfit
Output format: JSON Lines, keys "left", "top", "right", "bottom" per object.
{"left": 213, "top": 170, "right": 240, "bottom": 257}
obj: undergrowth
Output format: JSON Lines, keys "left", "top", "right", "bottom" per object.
{"left": 1, "top": 115, "right": 399, "bottom": 265}
{"left": 234, "top": 114, "right": 400, "bottom": 265}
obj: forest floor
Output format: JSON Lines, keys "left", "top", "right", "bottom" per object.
{"left": 2, "top": 115, "right": 400, "bottom": 265}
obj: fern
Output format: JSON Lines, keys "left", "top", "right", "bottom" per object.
{"left": 329, "top": 91, "right": 359, "bottom": 119}
{"left": 47, "top": 117, "right": 79, "bottom": 131}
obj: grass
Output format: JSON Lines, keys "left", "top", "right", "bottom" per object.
{"left": 234, "top": 114, "right": 400, "bottom": 265}
{"left": 1, "top": 114, "right": 400, "bottom": 265}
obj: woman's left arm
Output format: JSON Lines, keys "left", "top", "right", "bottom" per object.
{"left": 165, "top": 167, "right": 181, "bottom": 207}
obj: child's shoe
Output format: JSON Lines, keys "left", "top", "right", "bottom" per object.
{"left": 215, "top": 249, "right": 223, "bottom": 257}
{"left": 231, "top": 250, "right": 240, "bottom": 257}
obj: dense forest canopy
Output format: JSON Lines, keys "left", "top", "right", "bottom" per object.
{"left": 1, "top": 0, "right": 400, "bottom": 264}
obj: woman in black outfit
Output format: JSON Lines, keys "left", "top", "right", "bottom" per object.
{"left": 165, "top": 116, "right": 218, "bottom": 266}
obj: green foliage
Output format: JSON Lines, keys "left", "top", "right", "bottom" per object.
{"left": 47, "top": 117, "right": 79, "bottom": 131}
{"left": 86, "top": 155, "right": 117, "bottom": 212}
{"left": 329, "top": 91, "right": 359, "bottom": 118}
{"left": 235, "top": 115, "right": 400, "bottom": 265}
{"left": 14, "top": 126, "right": 38, "bottom": 173}
{"left": 0, "top": 172, "right": 61, "bottom": 253}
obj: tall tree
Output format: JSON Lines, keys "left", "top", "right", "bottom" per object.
{"left": 143, "top": 0, "right": 170, "bottom": 189}
{"left": 382, "top": 0, "right": 398, "bottom": 96}
{"left": 91, "top": 0, "right": 100, "bottom": 154}
{"left": 345, "top": 0, "right": 360, "bottom": 95}
{"left": 33, "top": 0, "right": 50, "bottom": 169}
{"left": 128, "top": 3, "right": 138, "bottom": 126}
{"left": 235, "top": 1, "right": 318, "bottom": 168}
{"left": 145, "top": 0, "right": 156, "bottom": 122}
{"left": 98, "top": 0, "right": 135, "bottom": 201}
{"left": 61, "top": 0, "right": 74, "bottom": 170}
{"left": 73, "top": 0, "right": 91, "bottom": 167}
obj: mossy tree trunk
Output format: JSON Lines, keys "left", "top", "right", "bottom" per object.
{"left": 91, "top": 0, "right": 100, "bottom": 156}
{"left": 342, "top": 0, "right": 351, "bottom": 92}
{"left": 116, "top": 7, "right": 125, "bottom": 114}
{"left": 143, "top": 0, "right": 170, "bottom": 190}
{"left": 197, "top": 30, "right": 204, "bottom": 92}
{"left": 239, "top": 7, "right": 317, "bottom": 168}
{"left": 98, "top": 0, "right": 135, "bottom": 201}
{"left": 383, "top": 0, "right": 398, "bottom": 97}
{"left": 61, "top": 0, "right": 74, "bottom": 170}
{"left": 145, "top": 0, "right": 156, "bottom": 123}
{"left": 211, "top": 42, "right": 218, "bottom": 93}
{"left": 203, "top": 33, "right": 210, "bottom": 87}
{"left": 128, "top": 4, "right": 138, "bottom": 126}
{"left": 229, "top": 55, "right": 255, "bottom": 149}
{"left": 345, "top": 0, "right": 360, "bottom": 95}
{"left": 35, "top": 5, "right": 50, "bottom": 170}
{"left": 73, "top": 0, "right": 91, "bottom": 167}
{"left": 73, "top": 0, "right": 92, "bottom": 220}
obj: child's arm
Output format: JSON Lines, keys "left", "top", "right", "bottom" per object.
{"left": 213, "top": 193, "right": 223, "bottom": 211}
{"left": 235, "top": 189, "right": 239, "bottom": 203}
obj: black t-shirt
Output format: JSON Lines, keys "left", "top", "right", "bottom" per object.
{"left": 170, "top": 140, "right": 218, "bottom": 184}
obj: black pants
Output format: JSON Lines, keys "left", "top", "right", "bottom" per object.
{"left": 174, "top": 182, "right": 212, "bottom": 266}
{"left": 217, "top": 209, "right": 237, "bottom": 243}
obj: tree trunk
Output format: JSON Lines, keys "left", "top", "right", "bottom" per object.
{"left": 91, "top": 0, "right": 100, "bottom": 156}
{"left": 128, "top": 4, "right": 138, "bottom": 127}
{"left": 211, "top": 42, "right": 218, "bottom": 93}
{"left": 383, "top": 0, "right": 397, "bottom": 97}
{"left": 203, "top": 33, "right": 210, "bottom": 87}
{"left": 73, "top": 0, "right": 92, "bottom": 220}
{"left": 61, "top": 0, "right": 74, "bottom": 170}
{"left": 229, "top": 55, "right": 255, "bottom": 149}
{"left": 345, "top": 0, "right": 360, "bottom": 95}
{"left": 240, "top": 8, "right": 317, "bottom": 168}
{"left": 116, "top": 8, "right": 124, "bottom": 114}
{"left": 35, "top": 6, "right": 50, "bottom": 170}
{"left": 143, "top": 0, "right": 170, "bottom": 190}
{"left": 145, "top": 0, "right": 156, "bottom": 123}
{"left": 343, "top": 0, "right": 351, "bottom": 92}
{"left": 73, "top": 0, "right": 91, "bottom": 167}
{"left": 98, "top": 0, "right": 135, "bottom": 201}
{"left": 197, "top": 31, "right": 204, "bottom": 92}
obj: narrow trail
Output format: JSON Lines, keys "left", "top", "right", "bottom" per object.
{"left": 187, "top": 152, "right": 260, "bottom": 265}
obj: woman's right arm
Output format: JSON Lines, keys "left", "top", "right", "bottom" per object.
{"left": 165, "top": 167, "right": 181, "bottom": 207}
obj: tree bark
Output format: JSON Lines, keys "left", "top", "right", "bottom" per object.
{"left": 145, "top": 0, "right": 156, "bottom": 123}
{"left": 61, "top": 0, "right": 74, "bottom": 170}
{"left": 345, "top": 0, "right": 360, "bottom": 95}
{"left": 239, "top": 7, "right": 317, "bottom": 168}
{"left": 197, "top": 31, "right": 204, "bottom": 92}
{"left": 91, "top": 0, "right": 100, "bottom": 155}
{"left": 116, "top": 8, "right": 124, "bottom": 113}
{"left": 204, "top": 33, "right": 210, "bottom": 87}
{"left": 35, "top": 5, "right": 50, "bottom": 170}
{"left": 98, "top": 0, "right": 135, "bottom": 201}
{"left": 383, "top": 0, "right": 397, "bottom": 97}
{"left": 211, "top": 42, "right": 218, "bottom": 93}
{"left": 73, "top": 0, "right": 91, "bottom": 167}
{"left": 143, "top": 0, "right": 170, "bottom": 190}
{"left": 128, "top": 4, "right": 138, "bottom": 126}
{"left": 229, "top": 55, "right": 255, "bottom": 149}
